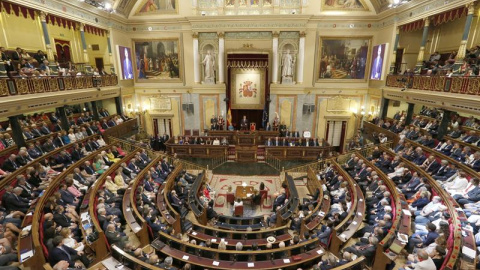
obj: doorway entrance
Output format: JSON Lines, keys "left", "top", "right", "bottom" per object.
{"left": 325, "top": 120, "right": 347, "bottom": 152}
{"left": 95, "top": 58, "right": 104, "bottom": 73}
{"left": 153, "top": 117, "right": 172, "bottom": 138}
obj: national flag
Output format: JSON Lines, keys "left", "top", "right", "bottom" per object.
{"left": 227, "top": 107, "right": 232, "bottom": 127}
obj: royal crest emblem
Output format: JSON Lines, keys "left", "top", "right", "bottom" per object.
{"left": 239, "top": 80, "right": 257, "bottom": 98}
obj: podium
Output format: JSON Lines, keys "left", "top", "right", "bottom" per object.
{"left": 236, "top": 131, "right": 257, "bottom": 162}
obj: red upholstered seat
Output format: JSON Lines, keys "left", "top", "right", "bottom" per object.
{"left": 234, "top": 205, "right": 243, "bottom": 216}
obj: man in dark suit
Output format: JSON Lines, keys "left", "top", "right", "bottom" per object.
{"left": 240, "top": 115, "right": 249, "bottom": 131}
{"left": 3, "top": 187, "right": 29, "bottom": 213}
{"left": 59, "top": 183, "right": 79, "bottom": 206}
{"left": 128, "top": 158, "right": 140, "bottom": 174}
{"left": 272, "top": 191, "right": 287, "bottom": 211}
{"left": 57, "top": 151, "right": 73, "bottom": 167}
{"left": 344, "top": 236, "right": 378, "bottom": 263}
{"left": 71, "top": 145, "right": 83, "bottom": 162}
{"left": 15, "top": 150, "right": 31, "bottom": 166}
{"left": 31, "top": 125, "right": 43, "bottom": 138}
{"left": 27, "top": 143, "right": 41, "bottom": 159}
{"left": 43, "top": 139, "right": 56, "bottom": 152}
{"left": 11, "top": 47, "right": 21, "bottom": 60}
{"left": 0, "top": 46, "right": 14, "bottom": 72}
{"left": 105, "top": 223, "right": 128, "bottom": 249}
{"left": 40, "top": 123, "right": 51, "bottom": 135}
{"left": 23, "top": 127, "right": 34, "bottom": 140}
{"left": 53, "top": 133, "right": 65, "bottom": 148}
{"left": 34, "top": 141, "right": 46, "bottom": 155}
{"left": 101, "top": 120, "right": 109, "bottom": 129}
{"left": 456, "top": 178, "right": 480, "bottom": 206}
{"left": 107, "top": 119, "right": 116, "bottom": 127}
{"left": 2, "top": 154, "right": 20, "bottom": 172}
{"left": 49, "top": 236, "right": 84, "bottom": 268}
{"left": 463, "top": 131, "right": 479, "bottom": 144}
{"left": 422, "top": 156, "right": 440, "bottom": 174}
{"left": 52, "top": 121, "right": 62, "bottom": 132}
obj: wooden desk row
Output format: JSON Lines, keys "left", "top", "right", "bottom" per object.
{"left": 329, "top": 160, "right": 366, "bottom": 257}
{"left": 157, "top": 164, "right": 183, "bottom": 234}
{"left": 27, "top": 144, "right": 108, "bottom": 269}
{"left": 124, "top": 154, "right": 164, "bottom": 247}
{"left": 300, "top": 166, "right": 331, "bottom": 237}
{"left": 166, "top": 143, "right": 227, "bottom": 158}
{"left": 188, "top": 171, "right": 208, "bottom": 226}
{"left": 364, "top": 121, "right": 474, "bottom": 270}
{"left": 85, "top": 149, "right": 141, "bottom": 265}
{"left": 276, "top": 173, "right": 299, "bottom": 227}
{"left": 110, "top": 243, "right": 365, "bottom": 270}
{"left": 356, "top": 152, "right": 411, "bottom": 270}
{"left": 266, "top": 146, "right": 334, "bottom": 160}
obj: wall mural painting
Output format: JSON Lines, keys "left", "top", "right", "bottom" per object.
{"left": 318, "top": 37, "right": 371, "bottom": 81}
{"left": 136, "top": 0, "right": 177, "bottom": 14}
{"left": 132, "top": 39, "right": 182, "bottom": 83}
{"left": 322, "top": 0, "right": 368, "bottom": 10}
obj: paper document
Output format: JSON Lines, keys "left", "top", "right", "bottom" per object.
{"left": 20, "top": 251, "right": 34, "bottom": 262}
{"left": 462, "top": 246, "right": 476, "bottom": 259}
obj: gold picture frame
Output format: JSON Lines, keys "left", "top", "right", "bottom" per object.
{"left": 230, "top": 68, "right": 266, "bottom": 110}
{"left": 317, "top": 36, "right": 372, "bottom": 82}
{"left": 132, "top": 38, "right": 183, "bottom": 83}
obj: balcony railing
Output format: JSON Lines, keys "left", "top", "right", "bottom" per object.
{"left": 0, "top": 74, "right": 118, "bottom": 97}
{"left": 385, "top": 74, "right": 480, "bottom": 94}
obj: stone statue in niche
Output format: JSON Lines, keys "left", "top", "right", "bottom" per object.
{"left": 202, "top": 50, "right": 216, "bottom": 84}
{"left": 281, "top": 49, "right": 295, "bottom": 84}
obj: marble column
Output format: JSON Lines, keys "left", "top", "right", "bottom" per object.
{"left": 415, "top": 18, "right": 430, "bottom": 73}
{"left": 115, "top": 97, "right": 123, "bottom": 115}
{"left": 8, "top": 115, "right": 26, "bottom": 147}
{"left": 57, "top": 107, "right": 69, "bottom": 131}
{"left": 218, "top": 32, "right": 225, "bottom": 83}
{"left": 193, "top": 33, "right": 200, "bottom": 84}
{"left": 39, "top": 12, "right": 54, "bottom": 61}
{"left": 272, "top": 32, "right": 279, "bottom": 83}
{"left": 296, "top": 31, "right": 305, "bottom": 84}
{"left": 106, "top": 31, "right": 113, "bottom": 74}
{"left": 454, "top": 3, "right": 476, "bottom": 72}
{"left": 79, "top": 23, "right": 89, "bottom": 64}
{"left": 91, "top": 101, "right": 100, "bottom": 121}
{"left": 380, "top": 98, "right": 390, "bottom": 120}
{"left": 390, "top": 27, "right": 400, "bottom": 74}
{"left": 437, "top": 110, "right": 452, "bottom": 140}
{"left": 405, "top": 103, "right": 415, "bottom": 126}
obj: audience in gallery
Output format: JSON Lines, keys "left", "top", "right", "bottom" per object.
{"left": 1, "top": 46, "right": 110, "bottom": 78}
{"left": 411, "top": 46, "right": 480, "bottom": 76}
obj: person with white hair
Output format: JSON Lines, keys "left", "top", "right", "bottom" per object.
{"left": 235, "top": 242, "right": 243, "bottom": 251}
{"left": 218, "top": 239, "right": 226, "bottom": 250}
{"left": 414, "top": 196, "right": 442, "bottom": 217}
